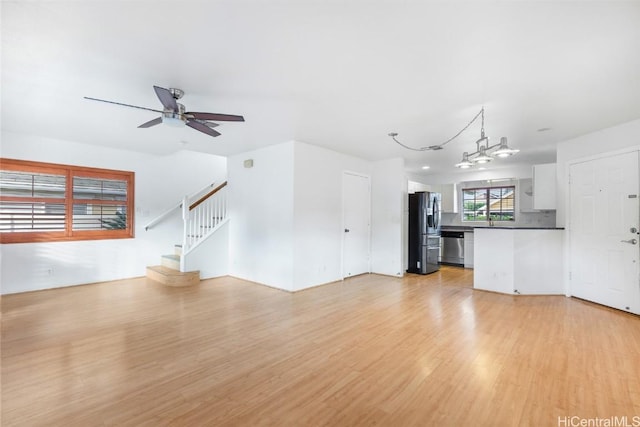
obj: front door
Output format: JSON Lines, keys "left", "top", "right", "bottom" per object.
{"left": 342, "top": 172, "right": 370, "bottom": 278}
{"left": 569, "top": 150, "right": 640, "bottom": 314}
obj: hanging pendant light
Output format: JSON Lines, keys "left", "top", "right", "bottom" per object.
{"left": 455, "top": 152, "right": 474, "bottom": 169}
{"left": 387, "top": 106, "right": 519, "bottom": 169}
{"left": 493, "top": 137, "right": 520, "bottom": 158}
{"left": 453, "top": 108, "right": 519, "bottom": 168}
{"left": 473, "top": 146, "right": 493, "bottom": 164}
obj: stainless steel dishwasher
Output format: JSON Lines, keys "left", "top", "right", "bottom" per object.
{"left": 440, "top": 231, "right": 464, "bottom": 266}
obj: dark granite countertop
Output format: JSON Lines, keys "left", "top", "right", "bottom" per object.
{"left": 442, "top": 225, "right": 564, "bottom": 231}
{"left": 473, "top": 226, "right": 565, "bottom": 230}
{"left": 441, "top": 226, "right": 475, "bottom": 232}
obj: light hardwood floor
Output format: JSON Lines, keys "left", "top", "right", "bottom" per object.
{"left": 2, "top": 266, "right": 639, "bottom": 426}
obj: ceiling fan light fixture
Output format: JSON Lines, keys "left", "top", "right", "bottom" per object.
{"left": 162, "top": 111, "right": 187, "bottom": 127}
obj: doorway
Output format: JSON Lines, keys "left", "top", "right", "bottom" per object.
{"left": 342, "top": 171, "right": 371, "bottom": 278}
{"left": 568, "top": 150, "right": 640, "bottom": 314}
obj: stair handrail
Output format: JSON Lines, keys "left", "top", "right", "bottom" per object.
{"left": 189, "top": 181, "right": 228, "bottom": 211}
{"left": 144, "top": 181, "right": 218, "bottom": 231}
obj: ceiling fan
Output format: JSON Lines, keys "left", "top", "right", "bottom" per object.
{"left": 84, "top": 86, "right": 244, "bottom": 138}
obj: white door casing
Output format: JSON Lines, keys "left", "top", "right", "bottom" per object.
{"left": 342, "top": 171, "right": 371, "bottom": 278}
{"left": 569, "top": 150, "right": 640, "bottom": 314}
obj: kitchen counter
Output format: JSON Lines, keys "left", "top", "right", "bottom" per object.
{"left": 474, "top": 228, "right": 564, "bottom": 295}
{"left": 473, "top": 226, "right": 564, "bottom": 230}
{"left": 441, "top": 226, "right": 474, "bottom": 232}
{"left": 442, "top": 225, "right": 563, "bottom": 232}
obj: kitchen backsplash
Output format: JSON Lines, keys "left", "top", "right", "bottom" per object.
{"left": 441, "top": 211, "right": 556, "bottom": 228}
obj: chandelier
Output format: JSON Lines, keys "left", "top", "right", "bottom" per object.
{"left": 388, "top": 107, "right": 519, "bottom": 168}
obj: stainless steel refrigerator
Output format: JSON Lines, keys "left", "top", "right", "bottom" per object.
{"left": 407, "top": 192, "right": 441, "bottom": 274}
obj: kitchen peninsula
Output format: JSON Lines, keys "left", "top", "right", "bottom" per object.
{"left": 473, "top": 227, "right": 564, "bottom": 295}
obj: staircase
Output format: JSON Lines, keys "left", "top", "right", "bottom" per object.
{"left": 146, "top": 245, "right": 200, "bottom": 287}
{"left": 144, "top": 181, "right": 228, "bottom": 287}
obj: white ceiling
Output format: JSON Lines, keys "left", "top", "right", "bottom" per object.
{"left": 2, "top": 1, "right": 640, "bottom": 176}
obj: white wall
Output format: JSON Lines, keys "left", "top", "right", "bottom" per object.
{"left": 371, "top": 158, "right": 405, "bottom": 277}
{"left": 555, "top": 118, "right": 640, "bottom": 228}
{"left": 1, "top": 131, "right": 228, "bottom": 294}
{"left": 228, "top": 140, "right": 404, "bottom": 292}
{"left": 292, "top": 142, "right": 371, "bottom": 290}
{"left": 227, "top": 141, "right": 295, "bottom": 290}
{"left": 2, "top": 131, "right": 414, "bottom": 294}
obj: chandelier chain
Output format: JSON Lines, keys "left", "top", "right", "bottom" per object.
{"left": 390, "top": 107, "right": 485, "bottom": 152}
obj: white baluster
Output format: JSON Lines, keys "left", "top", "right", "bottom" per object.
{"left": 217, "top": 193, "right": 220, "bottom": 223}
{"left": 208, "top": 198, "right": 213, "bottom": 228}
{"left": 181, "top": 196, "right": 189, "bottom": 270}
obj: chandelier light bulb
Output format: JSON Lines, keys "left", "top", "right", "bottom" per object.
{"left": 455, "top": 152, "right": 474, "bottom": 169}
{"left": 494, "top": 137, "right": 520, "bottom": 158}
{"left": 473, "top": 146, "right": 493, "bottom": 164}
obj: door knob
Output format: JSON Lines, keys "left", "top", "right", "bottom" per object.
{"left": 621, "top": 238, "right": 637, "bottom": 245}
{"left": 344, "top": 228, "right": 350, "bottom": 233}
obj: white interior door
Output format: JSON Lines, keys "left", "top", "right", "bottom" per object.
{"left": 342, "top": 172, "right": 371, "bottom": 278}
{"left": 569, "top": 150, "right": 640, "bottom": 314}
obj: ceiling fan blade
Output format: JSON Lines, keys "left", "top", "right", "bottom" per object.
{"left": 138, "top": 117, "right": 163, "bottom": 128}
{"left": 84, "top": 97, "right": 162, "bottom": 113}
{"left": 153, "top": 86, "right": 178, "bottom": 111}
{"left": 186, "top": 112, "right": 245, "bottom": 122}
{"left": 193, "top": 119, "right": 220, "bottom": 128}
{"left": 187, "top": 120, "right": 221, "bottom": 138}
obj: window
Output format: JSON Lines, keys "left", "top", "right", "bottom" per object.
{"left": 0, "top": 159, "right": 134, "bottom": 243}
{"left": 462, "top": 185, "right": 515, "bottom": 222}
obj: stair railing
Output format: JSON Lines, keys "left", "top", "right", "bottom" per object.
{"left": 144, "top": 181, "right": 219, "bottom": 231}
{"left": 181, "top": 181, "right": 228, "bottom": 271}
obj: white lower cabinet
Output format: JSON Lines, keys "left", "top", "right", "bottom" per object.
{"left": 463, "top": 232, "right": 474, "bottom": 268}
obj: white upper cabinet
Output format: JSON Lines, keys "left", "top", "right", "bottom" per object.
{"left": 518, "top": 178, "right": 535, "bottom": 212}
{"left": 432, "top": 183, "right": 458, "bottom": 213}
{"left": 532, "top": 163, "right": 557, "bottom": 210}
{"left": 407, "top": 180, "right": 431, "bottom": 194}
{"left": 407, "top": 182, "right": 458, "bottom": 213}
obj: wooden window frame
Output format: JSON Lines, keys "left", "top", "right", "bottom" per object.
{"left": 1, "top": 159, "right": 134, "bottom": 243}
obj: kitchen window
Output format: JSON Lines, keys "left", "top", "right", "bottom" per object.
{"left": 0, "top": 159, "right": 134, "bottom": 243}
{"left": 462, "top": 185, "right": 515, "bottom": 222}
